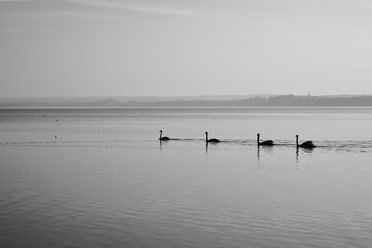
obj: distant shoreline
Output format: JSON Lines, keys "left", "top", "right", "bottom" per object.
{"left": 1, "top": 95, "right": 372, "bottom": 108}
{"left": 2, "top": 106, "right": 372, "bottom": 111}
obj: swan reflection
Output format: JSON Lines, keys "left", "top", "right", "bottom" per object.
{"left": 296, "top": 146, "right": 315, "bottom": 164}
{"left": 256, "top": 145, "right": 274, "bottom": 168}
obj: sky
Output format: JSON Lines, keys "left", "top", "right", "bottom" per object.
{"left": 1, "top": 0, "right": 372, "bottom": 97}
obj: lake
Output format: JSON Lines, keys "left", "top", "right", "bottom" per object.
{"left": 1, "top": 107, "right": 372, "bottom": 248}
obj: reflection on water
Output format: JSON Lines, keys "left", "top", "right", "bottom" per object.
{"left": 256, "top": 145, "right": 274, "bottom": 160}
{"left": 296, "top": 147, "right": 299, "bottom": 164}
{"left": 296, "top": 146, "right": 315, "bottom": 165}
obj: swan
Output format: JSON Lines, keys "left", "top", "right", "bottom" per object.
{"left": 257, "top": 133, "right": 274, "bottom": 146}
{"left": 159, "top": 130, "right": 170, "bottom": 141}
{"left": 205, "top": 132, "right": 220, "bottom": 143}
{"left": 296, "top": 135, "right": 315, "bottom": 148}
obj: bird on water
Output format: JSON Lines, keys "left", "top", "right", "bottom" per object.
{"left": 296, "top": 135, "right": 315, "bottom": 148}
{"left": 205, "top": 132, "right": 220, "bottom": 143}
{"left": 257, "top": 133, "right": 274, "bottom": 146}
{"left": 159, "top": 130, "right": 170, "bottom": 141}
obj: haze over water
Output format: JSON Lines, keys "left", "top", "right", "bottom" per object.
{"left": 1, "top": 107, "right": 372, "bottom": 247}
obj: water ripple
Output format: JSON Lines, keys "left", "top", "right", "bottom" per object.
{"left": 1, "top": 139, "right": 372, "bottom": 153}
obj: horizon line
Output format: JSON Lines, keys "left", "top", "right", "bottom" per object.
{"left": 1, "top": 93, "right": 372, "bottom": 99}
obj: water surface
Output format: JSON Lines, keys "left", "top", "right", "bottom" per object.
{"left": 1, "top": 107, "right": 372, "bottom": 248}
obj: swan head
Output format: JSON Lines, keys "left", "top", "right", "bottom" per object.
{"left": 296, "top": 134, "right": 298, "bottom": 138}
{"left": 257, "top": 133, "right": 260, "bottom": 137}
{"left": 159, "top": 130, "right": 162, "bottom": 133}
{"left": 205, "top": 132, "right": 208, "bottom": 135}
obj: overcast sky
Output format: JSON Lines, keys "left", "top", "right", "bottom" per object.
{"left": 1, "top": 0, "right": 372, "bottom": 97}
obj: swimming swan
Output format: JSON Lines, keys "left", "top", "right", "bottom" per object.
{"left": 159, "top": 130, "right": 170, "bottom": 141}
{"left": 296, "top": 135, "right": 315, "bottom": 148}
{"left": 257, "top": 133, "right": 274, "bottom": 146}
{"left": 205, "top": 132, "right": 220, "bottom": 143}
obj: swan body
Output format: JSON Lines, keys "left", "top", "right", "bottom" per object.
{"left": 159, "top": 130, "right": 170, "bottom": 141}
{"left": 296, "top": 135, "right": 315, "bottom": 148}
{"left": 205, "top": 132, "right": 220, "bottom": 143}
{"left": 257, "top": 133, "right": 274, "bottom": 146}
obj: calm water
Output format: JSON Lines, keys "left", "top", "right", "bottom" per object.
{"left": 1, "top": 107, "right": 372, "bottom": 248}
